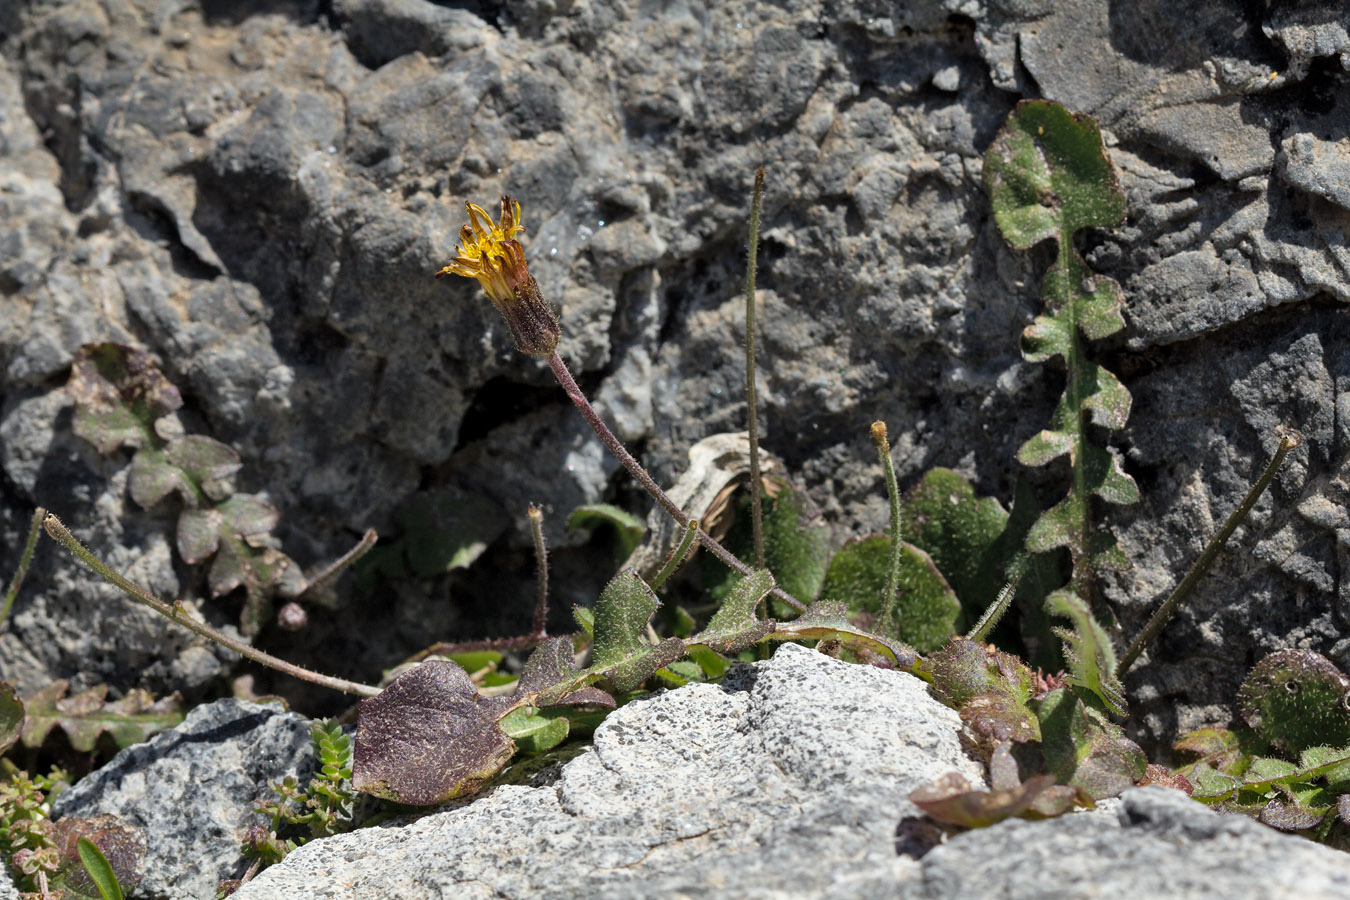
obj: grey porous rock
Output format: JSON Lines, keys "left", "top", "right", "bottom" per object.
{"left": 232, "top": 643, "right": 983, "bottom": 899}
{"left": 230, "top": 645, "right": 1350, "bottom": 900}
{"left": 1, "top": 0, "right": 1349, "bottom": 739}
{"left": 51, "top": 699, "right": 316, "bottom": 900}
{"left": 919, "top": 786, "right": 1350, "bottom": 900}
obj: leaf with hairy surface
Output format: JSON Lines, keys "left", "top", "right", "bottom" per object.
{"left": 353, "top": 660, "right": 515, "bottom": 805}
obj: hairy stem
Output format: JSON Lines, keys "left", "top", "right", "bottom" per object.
{"left": 965, "top": 579, "right": 1018, "bottom": 643}
{"left": 301, "top": 529, "right": 378, "bottom": 598}
{"left": 1117, "top": 429, "right": 1301, "bottom": 676}
{"left": 43, "top": 513, "right": 381, "bottom": 698}
{"left": 745, "top": 167, "right": 766, "bottom": 569}
{"left": 528, "top": 504, "right": 549, "bottom": 637}
{"left": 547, "top": 350, "right": 805, "bottom": 612}
{"left": 1, "top": 507, "right": 45, "bottom": 626}
{"left": 870, "top": 421, "right": 904, "bottom": 629}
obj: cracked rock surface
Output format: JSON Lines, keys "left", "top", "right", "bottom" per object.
{"left": 228, "top": 646, "right": 1350, "bottom": 900}
{"left": 1, "top": 0, "right": 1349, "bottom": 742}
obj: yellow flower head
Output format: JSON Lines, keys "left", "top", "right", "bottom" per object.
{"left": 436, "top": 196, "right": 559, "bottom": 357}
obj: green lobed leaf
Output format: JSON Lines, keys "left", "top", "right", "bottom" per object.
{"left": 352, "top": 660, "right": 515, "bottom": 805}
{"left": 690, "top": 568, "right": 775, "bottom": 653}
{"left": 126, "top": 447, "right": 190, "bottom": 509}
{"left": 164, "top": 435, "right": 241, "bottom": 486}
{"left": 1045, "top": 590, "right": 1126, "bottom": 716}
{"left": 591, "top": 570, "right": 685, "bottom": 692}
{"left": 818, "top": 535, "right": 960, "bottom": 653}
{"left": 1238, "top": 650, "right": 1350, "bottom": 757}
{"left": 217, "top": 493, "right": 281, "bottom": 537}
{"left": 984, "top": 101, "right": 1137, "bottom": 595}
{"left": 21, "top": 682, "right": 183, "bottom": 752}
{"left": 984, "top": 100, "right": 1125, "bottom": 250}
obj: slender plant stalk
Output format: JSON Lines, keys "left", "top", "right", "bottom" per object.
{"left": 651, "top": 519, "right": 700, "bottom": 590}
{"left": 1117, "top": 429, "right": 1301, "bottom": 675}
{"left": 528, "top": 504, "right": 548, "bottom": 636}
{"left": 870, "top": 421, "right": 905, "bottom": 629}
{"left": 546, "top": 350, "right": 805, "bottom": 612}
{"left": 744, "top": 167, "right": 767, "bottom": 569}
{"left": 301, "top": 528, "right": 377, "bottom": 597}
{"left": 1, "top": 507, "right": 45, "bottom": 626}
{"left": 43, "top": 513, "right": 381, "bottom": 698}
{"left": 966, "top": 579, "right": 1019, "bottom": 642}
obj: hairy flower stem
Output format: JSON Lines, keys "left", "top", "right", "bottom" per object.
{"left": 744, "top": 167, "right": 767, "bottom": 569}
{"left": 546, "top": 351, "right": 805, "bottom": 612}
{"left": 43, "top": 513, "right": 381, "bottom": 698}
{"left": 870, "top": 422, "right": 905, "bottom": 630}
{"left": 528, "top": 504, "right": 549, "bottom": 637}
{"left": 0, "top": 507, "right": 45, "bottom": 626}
{"left": 1117, "top": 429, "right": 1301, "bottom": 676}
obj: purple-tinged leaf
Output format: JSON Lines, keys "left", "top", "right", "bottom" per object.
{"left": 353, "top": 660, "right": 515, "bottom": 805}
{"left": 1260, "top": 794, "right": 1333, "bottom": 831}
{"left": 67, "top": 344, "right": 180, "bottom": 453}
{"left": 52, "top": 815, "right": 146, "bottom": 899}
{"left": 926, "top": 639, "right": 1037, "bottom": 710}
{"left": 961, "top": 690, "right": 1041, "bottom": 751}
{"left": 910, "top": 771, "right": 1058, "bottom": 828}
{"left": 1137, "top": 763, "right": 1193, "bottom": 795}
{"left": 515, "top": 638, "right": 613, "bottom": 710}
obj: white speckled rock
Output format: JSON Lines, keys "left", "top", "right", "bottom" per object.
{"left": 232, "top": 644, "right": 981, "bottom": 899}
{"left": 913, "top": 787, "right": 1350, "bottom": 900}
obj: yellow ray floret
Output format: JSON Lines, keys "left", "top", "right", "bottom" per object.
{"left": 436, "top": 196, "right": 559, "bottom": 357}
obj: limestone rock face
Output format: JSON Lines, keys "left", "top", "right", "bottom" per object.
{"left": 224, "top": 647, "right": 1350, "bottom": 900}
{"left": 0, "top": 0, "right": 1348, "bottom": 736}
{"left": 233, "top": 644, "right": 982, "bottom": 899}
